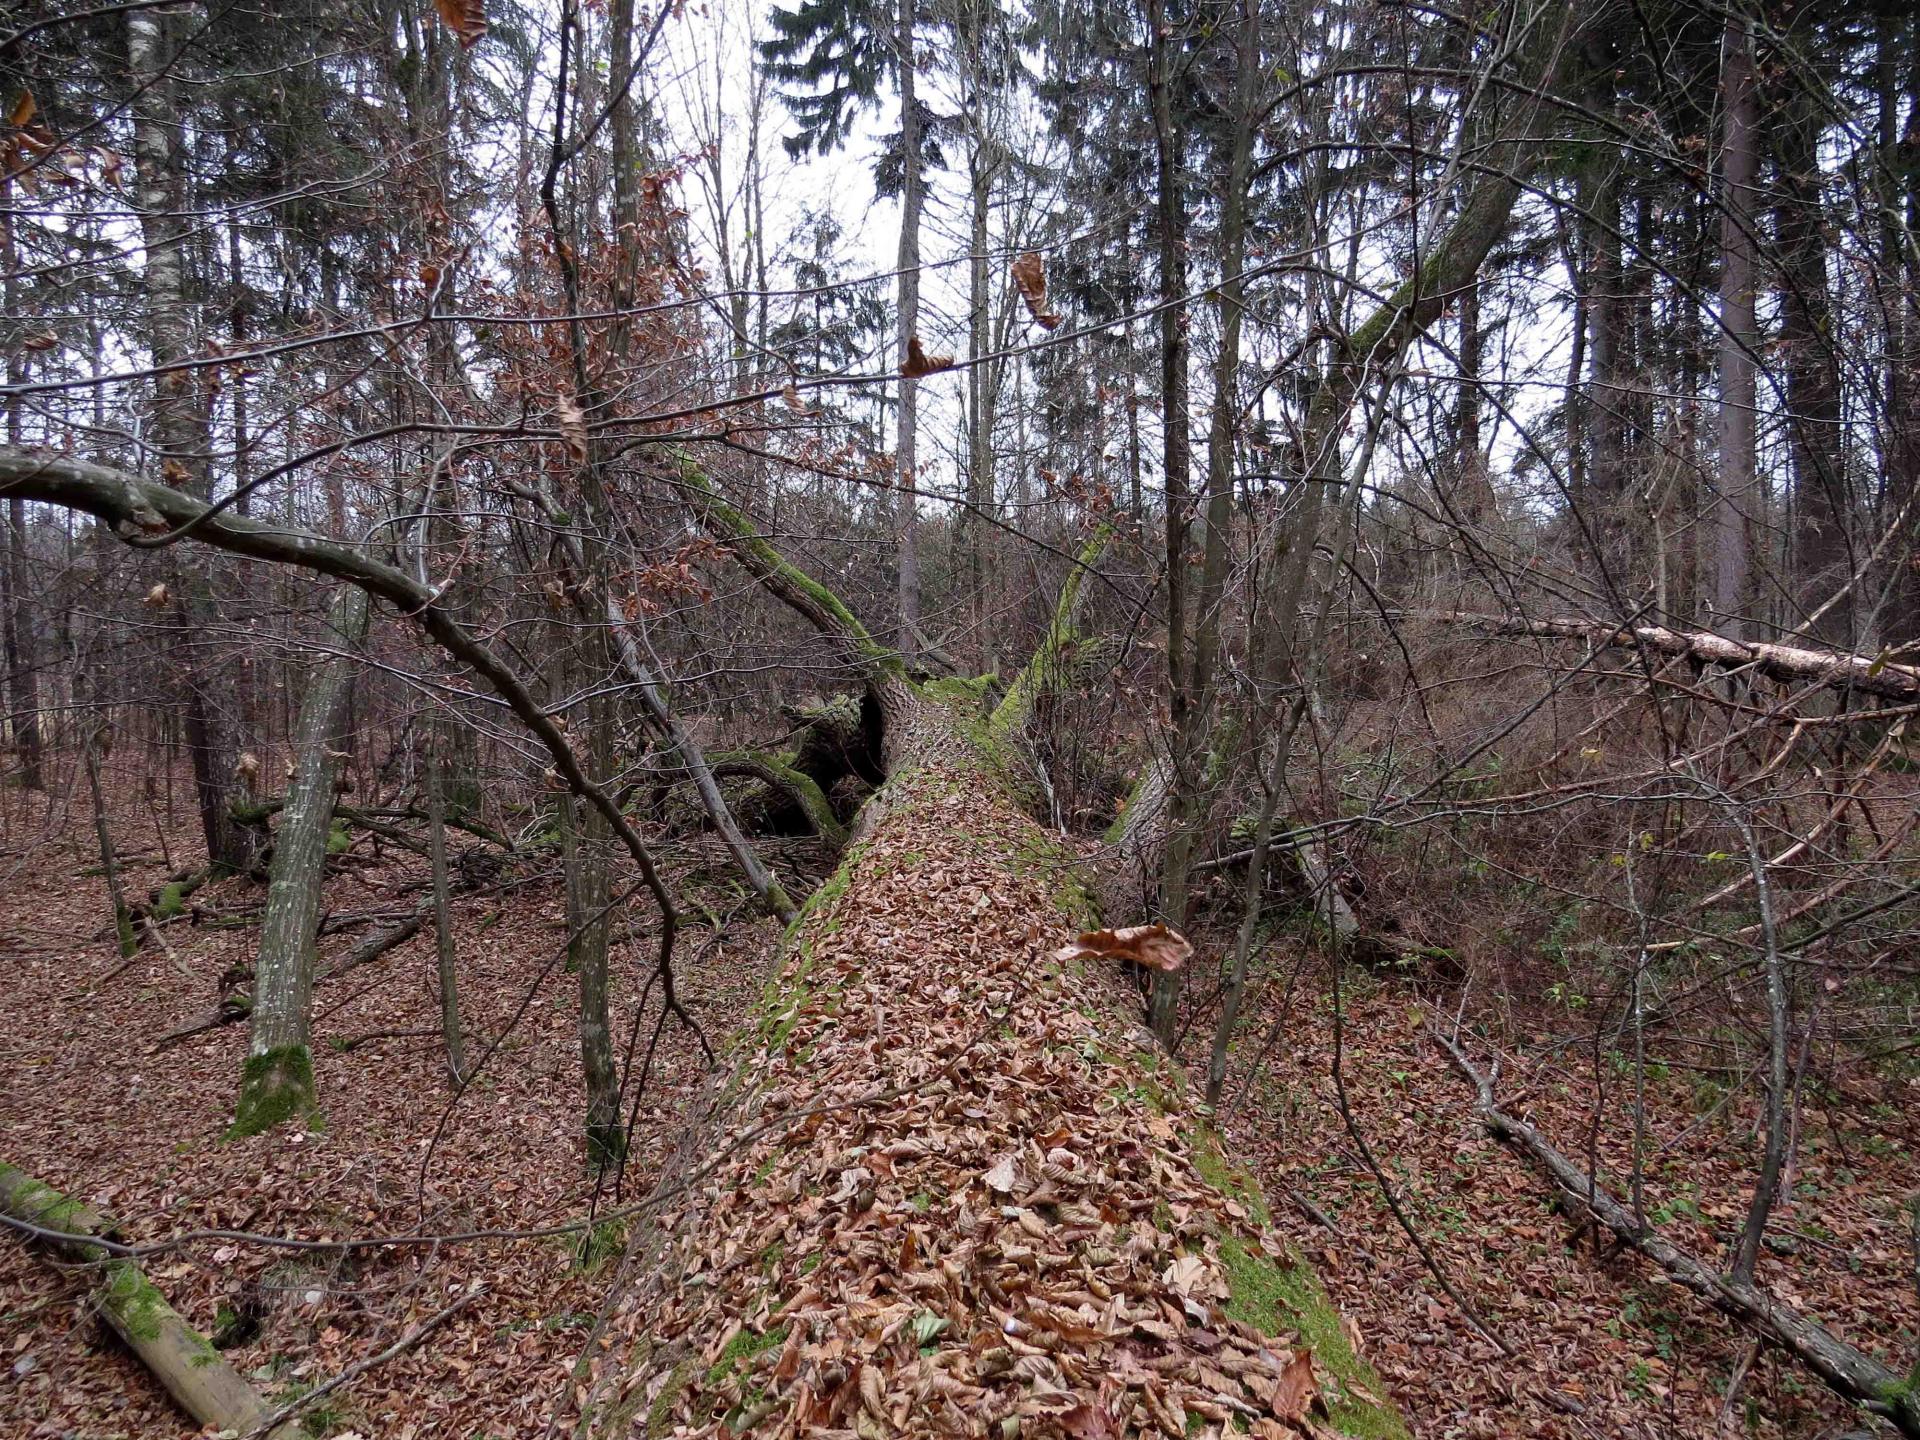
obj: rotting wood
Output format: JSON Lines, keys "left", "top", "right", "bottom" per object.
{"left": 0, "top": 1162, "right": 294, "bottom": 1437}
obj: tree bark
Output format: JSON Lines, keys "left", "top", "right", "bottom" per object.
{"left": 575, "top": 485, "right": 1408, "bottom": 1440}
{"left": 1713, "top": 15, "right": 1758, "bottom": 637}
{"left": 1438, "top": 1033, "right": 1920, "bottom": 1436}
{"left": 1436, "top": 610, "right": 1920, "bottom": 702}
{"left": 1146, "top": 0, "right": 1195, "bottom": 1044}
{"left": 232, "top": 584, "right": 370, "bottom": 1136}
{"left": 426, "top": 733, "right": 467, "bottom": 1085}
{"left": 561, "top": 670, "right": 624, "bottom": 1169}
{"left": 124, "top": 8, "right": 251, "bottom": 872}
{"left": 894, "top": 0, "right": 924, "bottom": 652}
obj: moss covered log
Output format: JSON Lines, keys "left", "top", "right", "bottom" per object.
{"left": 0, "top": 1162, "right": 289, "bottom": 1435}
{"left": 576, "top": 480, "right": 1402, "bottom": 1436}
{"left": 575, "top": 688, "right": 1405, "bottom": 1438}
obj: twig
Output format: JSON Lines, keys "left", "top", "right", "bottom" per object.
{"left": 239, "top": 1285, "right": 483, "bottom": 1440}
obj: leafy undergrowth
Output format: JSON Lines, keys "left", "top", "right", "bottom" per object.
{"left": 0, "top": 777, "right": 794, "bottom": 1439}
{"left": 1181, "top": 953, "right": 1920, "bottom": 1439}
{"left": 583, "top": 697, "right": 1403, "bottom": 1439}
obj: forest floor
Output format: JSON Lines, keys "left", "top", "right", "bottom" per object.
{"left": 1187, "top": 929, "right": 1920, "bottom": 1440}
{"left": 0, "top": 777, "right": 796, "bottom": 1440}
{"left": 3, "top": 776, "right": 1917, "bottom": 1438}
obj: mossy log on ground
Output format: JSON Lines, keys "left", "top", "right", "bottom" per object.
{"left": 0, "top": 1161, "right": 291, "bottom": 1435}
{"left": 574, "top": 690, "right": 1406, "bottom": 1438}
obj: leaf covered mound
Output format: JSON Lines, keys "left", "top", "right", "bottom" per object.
{"left": 585, "top": 702, "right": 1397, "bottom": 1438}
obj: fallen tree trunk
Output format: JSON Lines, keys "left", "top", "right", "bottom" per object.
{"left": 1436, "top": 1031, "right": 1920, "bottom": 1435}
{"left": 578, "top": 688, "right": 1406, "bottom": 1440}
{"left": 0, "top": 1162, "right": 291, "bottom": 1436}
{"left": 1437, "top": 612, "right": 1920, "bottom": 703}
{"left": 578, "top": 471, "right": 1406, "bottom": 1437}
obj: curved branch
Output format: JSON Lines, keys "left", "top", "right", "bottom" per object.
{"left": 0, "top": 445, "right": 682, "bottom": 988}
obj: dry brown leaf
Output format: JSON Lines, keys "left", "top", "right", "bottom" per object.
{"left": 902, "top": 336, "right": 955, "bottom": 377}
{"left": 1052, "top": 923, "right": 1192, "bottom": 972}
{"left": 1270, "top": 1348, "right": 1318, "bottom": 1424}
{"left": 982, "top": 1153, "right": 1018, "bottom": 1193}
{"left": 9, "top": 91, "right": 36, "bottom": 129}
{"left": 431, "top": 0, "right": 488, "bottom": 49}
{"left": 1011, "top": 251, "right": 1063, "bottom": 330}
{"left": 1058, "top": 1401, "right": 1123, "bottom": 1439}
{"left": 143, "top": 583, "right": 169, "bottom": 608}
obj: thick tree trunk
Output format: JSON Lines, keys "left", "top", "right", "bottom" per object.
{"left": 574, "top": 682, "right": 1406, "bottom": 1440}
{"left": 1775, "top": 90, "right": 1850, "bottom": 641}
{"left": 1146, "top": 0, "right": 1195, "bottom": 1044}
{"left": 2, "top": 169, "right": 42, "bottom": 791}
{"left": 232, "top": 585, "right": 370, "bottom": 1137}
{"left": 894, "top": 0, "right": 924, "bottom": 652}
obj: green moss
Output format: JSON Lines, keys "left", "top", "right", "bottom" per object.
{"left": 678, "top": 454, "right": 904, "bottom": 678}
{"left": 153, "top": 882, "right": 187, "bottom": 921}
{"left": 0, "top": 1175, "right": 96, "bottom": 1244}
{"left": 325, "top": 824, "right": 351, "bottom": 856}
{"left": 228, "top": 1044, "right": 319, "bottom": 1139}
{"left": 921, "top": 673, "right": 998, "bottom": 709}
{"left": 646, "top": 1354, "right": 700, "bottom": 1438}
{"left": 576, "top": 1217, "right": 629, "bottom": 1272}
{"left": 1190, "top": 1130, "right": 1407, "bottom": 1439}
{"left": 101, "top": 1260, "right": 170, "bottom": 1343}
{"left": 705, "top": 1324, "right": 787, "bottom": 1390}
{"left": 1015, "top": 832, "right": 1097, "bottom": 927}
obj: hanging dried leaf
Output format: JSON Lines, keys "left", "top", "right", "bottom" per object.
{"left": 431, "top": 0, "right": 487, "bottom": 49}
{"left": 9, "top": 91, "right": 36, "bottom": 129}
{"left": 781, "top": 381, "right": 806, "bottom": 414}
{"left": 1052, "top": 922, "right": 1192, "bottom": 972}
{"left": 1011, "top": 251, "right": 1062, "bottom": 330}
{"left": 902, "top": 336, "right": 955, "bottom": 378}
{"left": 555, "top": 395, "right": 588, "bottom": 462}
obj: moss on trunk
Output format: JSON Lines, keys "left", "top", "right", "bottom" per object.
{"left": 228, "top": 1043, "right": 318, "bottom": 1139}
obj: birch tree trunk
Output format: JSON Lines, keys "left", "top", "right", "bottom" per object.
{"left": 231, "top": 584, "right": 371, "bottom": 1136}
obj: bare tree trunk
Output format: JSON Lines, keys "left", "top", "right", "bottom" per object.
{"left": 1146, "top": 0, "right": 1194, "bottom": 1043}
{"left": 1713, "top": 14, "right": 1758, "bottom": 638}
{"left": 2, "top": 166, "right": 42, "bottom": 791}
{"left": 560, "top": 684, "right": 623, "bottom": 1167}
{"left": 232, "top": 584, "right": 370, "bottom": 1137}
{"left": 1776, "top": 87, "right": 1850, "bottom": 642}
{"left": 967, "top": 137, "right": 996, "bottom": 669}
{"left": 894, "top": 0, "right": 924, "bottom": 652}
{"left": 125, "top": 9, "right": 250, "bottom": 872}
{"left": 426, "top": 731, "right": 466, "bottom": 1085}
{"left": 83, "top": 724, "right": 137, "bottom": 958}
